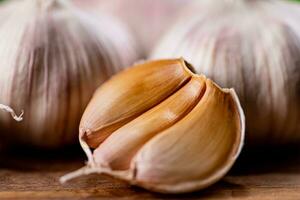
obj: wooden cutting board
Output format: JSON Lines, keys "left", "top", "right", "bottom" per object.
{"left": 0, "top": 147, "right": 300, "bottom": 200}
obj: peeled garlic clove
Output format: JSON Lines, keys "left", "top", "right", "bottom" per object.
{"left": 151, "top": 0, "right": 300, "bottom": 145}
{"left": 80, "top": 59, "right": 193, "bottom": 148}
{"left": 132, "top": 79, "right": 243, "bottom": 193}
{"left": 93, "top": 76, "right": 206, "bottom": 170}
{"left": 0, "top": 0, "right": 140, "bottom": 148}
{"left": 61, "top": 58, "right": 245, "bottom": 193}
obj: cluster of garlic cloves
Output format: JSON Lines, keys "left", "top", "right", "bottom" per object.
{"left": 151, "top": 0, "right": 300, "bottom": 145}
{"left": 0, "top": 0, "right": 140, "bottom": 148}
{"left": 61, "top": 59, "right": 245, "bottom": 193}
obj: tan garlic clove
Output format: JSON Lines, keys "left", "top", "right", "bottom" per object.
{"left": 80, "top": 59, "right": 193, "bottom": 148}
{"left": 61, "top": 58, "right": 245, "bottom": 194}
{"left": 132, "top": 79, "right": 243, "bottom": 193}
{"left": 92, "top": 76, "right": 206, "bottom": 170}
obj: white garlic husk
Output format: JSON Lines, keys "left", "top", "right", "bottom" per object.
{"left": 151, "top": 0, "right": 300, "bottom": 145}
{"left": 74, "top": 0, "right": 190, "bottom": 54}
{"left": 0, "top": 0, "right": 140, "bottom": 148}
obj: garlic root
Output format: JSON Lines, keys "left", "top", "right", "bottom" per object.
{"left": 0, "top": 104, "right": 23, "bottom": 122}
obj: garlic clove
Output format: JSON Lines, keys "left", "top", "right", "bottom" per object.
{"left": 80, "top": 59, "right": 193, "bottom": 148}
{"left": 61, "top": 58, "right": 245, "bottom": 194}
{"left": 131, "top": 79, "right": 244, "bottom": 193}
{"left": 93, "top": 76, "right": 206, "bottom": 170}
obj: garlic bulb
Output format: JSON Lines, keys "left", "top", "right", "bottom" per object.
{"left": 61, "top": 59, "right": 245, "bottom": 193}
{"left": 151, "top": 0, "right": 300, "bottom": 145}
{"left": 74, "top": 0, "right": 189, "bottom": 54}
{"left": 0, "top": 0, "right": 140, "bottom": 148}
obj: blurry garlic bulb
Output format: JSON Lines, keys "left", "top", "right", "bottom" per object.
{"left": 151, "top": 0, "right": 300, "bottom": 145}
{"left": 0, "top": 0, "right": 140, "bottom": 148}
{"left": 74, "top": 0, "right": 190, "bottom": 54}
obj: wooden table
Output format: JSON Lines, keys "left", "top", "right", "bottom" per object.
{"left": 0, "top": 147, "right": 300, "bottom": 200}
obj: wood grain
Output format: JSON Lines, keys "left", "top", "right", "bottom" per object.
{"left": 0, "top": 147, "right": 300, "bottom": 200}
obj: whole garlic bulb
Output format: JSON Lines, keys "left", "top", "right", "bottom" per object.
{"left": 151, "top": 0, "right": 300, "bottom": 145}
{"left": 0, "top": 0, "right": 140, "bottom": 148}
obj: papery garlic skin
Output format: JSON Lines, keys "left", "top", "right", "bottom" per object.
{"left": 61, "top": 59, "right": 245, "bottom": 194}
{"left": 0, "top": 0, "right": 140, "bottom": 148}
{"left": 151, "top": 0, "right": 300, "bottom": 145}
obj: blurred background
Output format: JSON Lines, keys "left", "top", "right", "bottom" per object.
{"left": 0, "top": 0, "right": 299, "bottom": 199}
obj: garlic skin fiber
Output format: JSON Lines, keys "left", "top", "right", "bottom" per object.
{"left": 0, "top": 104, "right": 23, "bottom": 122}
{"left": 0, "top": 104, "right": 23, "bottom": 150}
{"left": 61, "top": 59, "right": 245, "bottom": 193}
{"left": 151, "top": 0, "right": 300, "bottom": 145}
{"left": 0, "top": 0, "right": 140, "bottom": 148}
